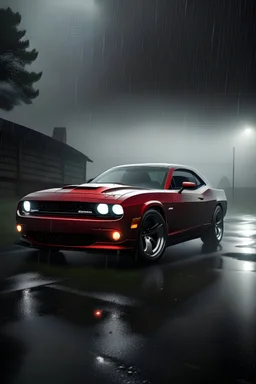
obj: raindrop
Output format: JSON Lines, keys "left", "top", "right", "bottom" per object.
{"left": 211, "top": 22, "right": 215, "bottom": 45}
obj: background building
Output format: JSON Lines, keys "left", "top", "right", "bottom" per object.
{"left": 0, "top": 118, "right": 92, "bottom": 196}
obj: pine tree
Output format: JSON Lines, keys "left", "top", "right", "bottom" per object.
{"left": 0, "top": 7, "right": 42, "bottom": 111}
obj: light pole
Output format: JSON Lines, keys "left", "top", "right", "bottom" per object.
{"left": 232, "top": 146, "right": 235, "bottom": 201}
{"left": 232, "top": 126, "right": 255, "bottom": 202}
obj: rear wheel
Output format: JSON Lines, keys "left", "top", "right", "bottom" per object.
{"left": 135, "top": 209, "right": 167, "bottom": 263}
{"left": 201, "top": 205, "right": 224, "bottom": 247}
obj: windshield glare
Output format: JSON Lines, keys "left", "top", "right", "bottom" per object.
{"left": 92, "top": 166, "right": 169, "bottom": 189}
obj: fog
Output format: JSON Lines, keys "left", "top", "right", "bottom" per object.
{"left": 0, "top": 0, "right": 255, "bottom": 188}
{"left": 64, "top": 94, "right": 256, "bottom": 187}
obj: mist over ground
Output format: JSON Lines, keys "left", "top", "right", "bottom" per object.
{"left": 3, "top": 92, "right": 255, "bottom": 188}
{"left": 63, "top": 94, "right": 256, "bottom": 186}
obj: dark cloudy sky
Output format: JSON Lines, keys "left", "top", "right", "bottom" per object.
{"left": 94, "top": 0, "right": 256, "bottom": 96}
{"left": 1, "top": 0, "right": 256, "bottom": 108}
{"left": 0, "top": 0, "right": 256, "bottom": 184}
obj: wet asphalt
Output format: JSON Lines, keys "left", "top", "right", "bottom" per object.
{"left": 0, "top": 215, "right": 256, "bottom": 384}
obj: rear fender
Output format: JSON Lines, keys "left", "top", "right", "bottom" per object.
{"left": 211, "top": 189, "right": 228, "bottom": 217}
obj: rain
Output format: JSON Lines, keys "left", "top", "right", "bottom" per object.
{"left": 0, "top": 1, "right": 256, "bottom": 383}
{"left": 0, "top": 0, "right": 255, "bottom": 189}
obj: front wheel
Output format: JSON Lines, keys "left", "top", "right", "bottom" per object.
{"left": 201, "top": 205, "right": 224, "bottom": 247}
{"left": 135, "top": 209, "right": 167, "bottom": 263}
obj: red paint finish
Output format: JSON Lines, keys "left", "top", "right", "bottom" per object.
{"left": 16, "top": 165, "right": 227, "bottom": 253}
{"left": 164, "top": 168, "right": 174, "bottom": 189}
{"left": 182, "top": 181, "right": 196, "bottom": 188}
{"left": 141, "top": 200, "right": 165, "bottom": 217}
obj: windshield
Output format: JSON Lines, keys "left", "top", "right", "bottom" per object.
{"left": 92, "top": 166, "right": 169, "bottom": 189}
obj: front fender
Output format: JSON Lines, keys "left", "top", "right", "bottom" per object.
{"left": 141, "top": 200, "right": 165, "bottom": 217}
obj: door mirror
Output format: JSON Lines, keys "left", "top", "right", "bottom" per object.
{"left": 87, "top": 178, "right": 94, "bottom": 183}
{"left": 178, "top": 181, "right": 196, "bottom": 194}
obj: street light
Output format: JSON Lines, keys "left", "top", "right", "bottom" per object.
{"left": 232, "top": 126, "right": 255, "bottom": 201}
{"left": 244, "top": 126, "right": 253, "bottom": 135}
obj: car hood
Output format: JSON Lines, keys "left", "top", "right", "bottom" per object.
{"left": 22, "top": 183, "right": 151, "bottom": 202}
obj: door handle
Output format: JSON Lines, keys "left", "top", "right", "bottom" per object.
{"left": 198, "top": 196, "right": 204, "bottom": 200}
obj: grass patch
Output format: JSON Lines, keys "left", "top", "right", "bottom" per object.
{"left": 0, "top": 198, "right": 19, "bottom": 245}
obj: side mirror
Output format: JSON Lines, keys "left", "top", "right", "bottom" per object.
{"left": 178, "top": 181, "right": 196, "bottom": 194}
{"left": 87, "top": 178, "right": 94, "bottom": 183}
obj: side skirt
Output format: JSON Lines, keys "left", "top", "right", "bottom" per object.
{"left": 167, "top": 224, "right": 211, "bottom": 247}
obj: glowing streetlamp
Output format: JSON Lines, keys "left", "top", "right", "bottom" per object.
{"left": 232, "top": 126, "right": 255, "bottom": 201}
{"left": 244, "top": 126, "right": 254, "bottom": 135}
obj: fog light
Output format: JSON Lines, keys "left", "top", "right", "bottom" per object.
{"left": 112, "top": 231, "right": 121, "bottom": 241}
{"left": 17, "top": 224, "right": 22, "bottom": 232}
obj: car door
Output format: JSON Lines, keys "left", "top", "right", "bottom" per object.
{"left": 166, "top": 169, "right": 204, "bottom": 233}
{"left": 191, "top": 171, "right": 217, "bottom": 225}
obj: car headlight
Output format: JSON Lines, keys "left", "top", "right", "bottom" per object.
{"left": 97, "top": 203, "right": 109, "bottom": 215}
{"left": 23, "top": 201, "right": 31, "bottom": 212}
{"left": 112, "top": 204, "right": 124, "bottom": 215}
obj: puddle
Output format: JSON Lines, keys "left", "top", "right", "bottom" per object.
{"left": 0, "top": 272, "right": 61, "bottom": 294}
{"left": 221, "top": 253, "right": 256, "bottom": 272}
{"left": 223, "top": 253, "right": 256, "bottom": 261}
{"left": 92, "top": 353, "right": 151, "bottom": 384}
{"left": 224, "top": 232, "right": 256, "bottom": 239}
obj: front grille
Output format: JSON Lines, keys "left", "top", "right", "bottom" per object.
{"left": 35, "top": 201, "right": 95, "bottom": 213}
{"left": 28, "top": 201, "right": 96, "bottom": 217}
{"left": 27, "top": 232, "right": 97, "bottom": 246}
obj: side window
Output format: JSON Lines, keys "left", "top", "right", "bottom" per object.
{"left": 192, "top": 172, "right": 204, "bottom": 187}
{"left": 170, "top": 170, "right": 204, "bottom": 190}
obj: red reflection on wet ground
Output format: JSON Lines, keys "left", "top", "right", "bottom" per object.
{"left": 94, "top": 309, "right": 103, "bottom": 318}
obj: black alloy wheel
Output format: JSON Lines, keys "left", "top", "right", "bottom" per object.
{"left": 135, "top": 209, "right": 167, "bottom": 263}
{"left": 201, "top": 205, "right": 224, "bottom": 247}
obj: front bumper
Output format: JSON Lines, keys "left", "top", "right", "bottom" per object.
{"left": 16, "top": 214, "right": 137, "bottom": 252}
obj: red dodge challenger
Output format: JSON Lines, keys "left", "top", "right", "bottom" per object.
{"left": 16, "top": 163, "right": 227, "bottom": 263}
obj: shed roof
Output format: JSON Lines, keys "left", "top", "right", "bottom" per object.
{"left": 0, "top": 118, "right": 93, "bottom": 163}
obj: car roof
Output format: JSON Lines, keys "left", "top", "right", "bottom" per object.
{"left": 111, "top": 163, "right": 192, "bottom": 171}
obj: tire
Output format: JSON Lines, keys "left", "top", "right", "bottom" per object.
{"left": 201, "top": 205, "right": 224, "bottom": 247}
{"left": 135, "top": 209, "right": 167, "bottom": 263}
